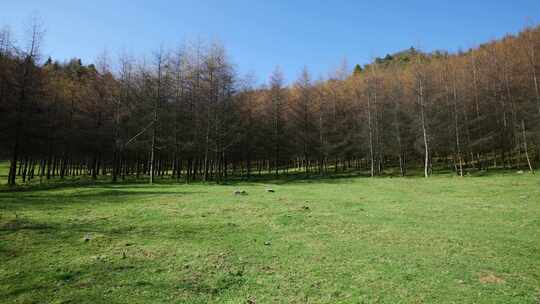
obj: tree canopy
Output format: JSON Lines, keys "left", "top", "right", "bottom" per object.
{"left": 1, "top": 23, "right": 540, "bottom": 185}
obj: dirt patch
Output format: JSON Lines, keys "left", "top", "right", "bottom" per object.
{"left": 479, "top": 273, "right": 505, "bottom": 284}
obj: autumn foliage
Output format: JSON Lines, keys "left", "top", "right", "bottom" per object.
{"left": 1, "top": 24, "right": 539, "bottom": 185}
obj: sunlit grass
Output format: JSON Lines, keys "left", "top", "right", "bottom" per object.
{"left": 1, "top": 168, "right": 539, "bottom": 303}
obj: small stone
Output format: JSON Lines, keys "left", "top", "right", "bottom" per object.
{"left": 266, "top": 189, "right": 275, "bottom": 193}
{"left": 517, "top": 170, "right": 524, "bottom": 174}
{"left": 264, "top": 241, "right": 272, "bottom": 246}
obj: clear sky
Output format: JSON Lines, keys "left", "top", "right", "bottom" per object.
{"left": 2, "top": 0, "right": 540, "bottom": 84}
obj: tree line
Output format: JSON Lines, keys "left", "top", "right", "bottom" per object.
{"left": 1, "top": 22, "right": 539, "bottom": 185}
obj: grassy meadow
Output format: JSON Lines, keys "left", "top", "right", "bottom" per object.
{"left": 0, "top": 164, "right": 539, "bottom": 303}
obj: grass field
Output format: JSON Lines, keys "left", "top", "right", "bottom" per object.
{"left": 0, "top": 161, "right": 9, "bottom": 186}
{"left": 1, "top": 167, "right": 539, "bottom": 303}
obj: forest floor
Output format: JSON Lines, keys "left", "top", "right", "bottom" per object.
{"left": 0, "top": 166, "right": 539, "bottom": 303}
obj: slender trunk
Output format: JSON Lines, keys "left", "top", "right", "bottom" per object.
{"left": 393, "top": 92, "right": 405, "bottom": 177}
{"left": 367, "top": 91, "right": 375, "bottom": 177}
{"left": 521, "top": 120, "right": 534, "bottom": 173}
{"left": 8, "top": 122, "right": 20, "bottom": 186}
{"left": 418, "top": 79, "right": 430, "bottom": 178}
{"left": 8, "top": 58, "right": 31, "bottom": 186}
{"left": 452, "top": 72, "right": 463, "bottom": 177}
{"left": 21, "top": 157, "right": 28, "bottom": 183}
{"left": 471, "top": 53, "right": 481, "bottom": 118}
{"left": 527, "top": 30, "right": 540, "bottom": 114}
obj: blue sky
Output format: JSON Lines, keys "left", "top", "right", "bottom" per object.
{"left": 2, "top": 0, "right": 540, "bottom": 84}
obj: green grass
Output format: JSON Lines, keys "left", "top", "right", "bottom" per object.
{"left": 1, "top": 170, "right": 539, "bottom": 303}
{"left": 0, "top": 161, "right": 9, "bottom": 186}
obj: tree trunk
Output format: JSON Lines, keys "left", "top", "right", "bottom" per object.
{"left": 521, "top": 120, "right": 534, "bottom": 173}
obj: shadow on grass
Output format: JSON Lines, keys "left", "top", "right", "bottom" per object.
{"left": 0, "top": 166, "right": 529, "bottom": 194}
{"left": 0, "top": 215, "right": 220, "bottom": 240}
{"left": 0, "top": 188, "right": 207, "bottom": 213}
{"left": 0, "top": 218, "right": 55, "bottom": 232}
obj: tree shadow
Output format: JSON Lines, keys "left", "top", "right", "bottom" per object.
{"left": 0, "top": 166, "right": 530, "bottom": 194}
{"left": 0, "top": 217, "right": 55, "bottom": 233}
{"left": 0, "top": 186, "right": 208, "bottom": 213}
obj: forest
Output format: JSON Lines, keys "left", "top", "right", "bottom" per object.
{"left": 1, "top": 23, "right": 540, "bottom": 186}
{"left": 2, "top": 8, "right": 540, "bottom": 302}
